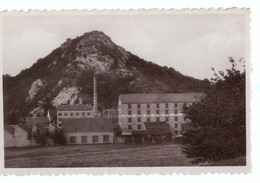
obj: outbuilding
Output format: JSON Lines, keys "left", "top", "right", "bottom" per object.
{"left": 62, "top": 118, "right": 114, "bottom": 144}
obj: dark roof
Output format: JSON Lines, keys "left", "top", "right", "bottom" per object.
{"left": 4, "top": 125, "right": 15, "bottom": 135}
{"left": 132, "top": 130, "right": 147, "bottom": 135}
{"left": 48, "top": 109, "right": 57, "bottom": 121}
{"left": 144, "top": 122, "right": 172, "bottom": 135}
{"left": 57, "top": 104, "right": 92, "bottom": 111}
{"left": 25, "top": 117, "right": 49, "bottom": 127}
{"left": 17, "top": 123, "right": 32, "bottom": 133}
{"left": 61, "top": 118, "right": 114, "bottom": 133}
{"left": 119, "top": 93, "right": 205, "bottom": 104}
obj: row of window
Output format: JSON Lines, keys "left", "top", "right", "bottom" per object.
{"left": 128, "top": 125, "right": 142, "bottom": 130}
{"left": 127, "top": 116, "right": 187, "bottom": 123}
{"left": 127, "top": 123, "right": 180, "bottom": 130}
{"left": 69, "top": 135, "right": 110, "bottom": 144}
{"left": 127, "top": 103, "right": 188, "bottom": 109}
{"left": 58, "top": 112, "right": 92, "bottom": 117}
{"left": 127, "top": 109, "right": 180, "bottom": 115}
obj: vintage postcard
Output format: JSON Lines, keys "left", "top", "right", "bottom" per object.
{"left": 0, "top": 9, "right": 250, "bottom": 174}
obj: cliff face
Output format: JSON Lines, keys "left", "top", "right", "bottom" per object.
{"left": 3, "top": 30, "right": 209, "bottom": 124}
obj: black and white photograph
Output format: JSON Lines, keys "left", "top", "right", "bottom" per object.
{"left": 1, "top": 9, "right": 250, "bottom": 171}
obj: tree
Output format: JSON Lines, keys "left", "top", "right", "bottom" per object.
{"left": 50, "top": 129, "right": 67, "bottom": 145}
{"left": 33, "top": 128, "right": 47, "bottom": 146}
{"left": 181, "top": 58, "right": 246, "bottom": 161}
{"left": 6, "top": 111, "right": 19, "bottom": 125}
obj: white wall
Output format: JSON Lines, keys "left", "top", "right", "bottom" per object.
{"left": 65, "top": 132, "right": 114, "bottom": 144}
{"left": 14, "top": 126, "right": 37, "bottom": 147}
{"left": 4, "top": 131, "right": 14, "bottom": 148}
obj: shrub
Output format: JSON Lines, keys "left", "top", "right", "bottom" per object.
{"left": 181, "top": 58, "right": 246, "bottom": 161}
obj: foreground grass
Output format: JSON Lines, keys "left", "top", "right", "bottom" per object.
{"left": 210, "top": 156, "right": 246, "bottom": 166}
{"left": 5, "top": 143, "right": 195, "bottom": 168}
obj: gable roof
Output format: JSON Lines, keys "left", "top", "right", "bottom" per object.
{"left": 17, "top": 123, "right": 32, "bottom": 133}
{"left": 4, "top": 125, "right": 15, "bottom": 135}
{"left": 25, "top": 117, "right": 50, "bottom": 127}
{"left": 119, "top": 93, "right": 205, "bottom": 104}
{"left": 61, "top": 118, "right": 114, "bottom": 133}
{"left": 57, "top": 104, "right": 92, "bottom": 111}
{"left": 48, "top": 109, "right": 57, "bottom": 121}
{"left": 144, "top": 122, "right": 172, "bottom": 135}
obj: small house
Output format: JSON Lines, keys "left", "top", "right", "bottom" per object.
{"left": 62, "top": 118, "right": 114, "bottom": 145}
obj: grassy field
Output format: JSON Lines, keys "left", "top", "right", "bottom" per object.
{"left": 4, "top": 143, "right": 246, "bottom": 168}
{"left": 5, "top": 143, "right": 196, "bottom": 168}
{"left": 210, "top": 156, "right": 246, "bottom": 166}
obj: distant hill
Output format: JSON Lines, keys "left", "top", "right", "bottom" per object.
{"left": 3, "top": 30, "right": 210, "bottom": 124}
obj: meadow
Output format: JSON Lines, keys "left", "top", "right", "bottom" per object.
{"left": 5, "top": 143, "right": 246, "bottom": 168}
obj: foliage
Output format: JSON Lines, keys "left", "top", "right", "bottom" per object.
{"left": 6, "top": 111, "right": 19, "bottom": 125}
{"left": 181, "top": 58, "right": 246, "bottom": 161}
{"left": 50, "top": 129, "right": 67, "bottom": 145}
{"left": 33, "top": 129, "right": 47, "bottom": 146}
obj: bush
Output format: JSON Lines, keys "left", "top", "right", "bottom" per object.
{"left": 181, "top": 58, "right": 246, "bottom": 161}
{"left": 50, "top": 129, "right": 67, "bottom": 145}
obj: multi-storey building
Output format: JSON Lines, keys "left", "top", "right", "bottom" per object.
{"left": 56, "top": 104, "right": 93, "bottom": 128}
{"left": 118, "top": 93, "right": 204, "bottom": 135}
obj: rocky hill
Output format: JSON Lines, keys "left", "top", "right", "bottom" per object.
{"left": 3, "top": 30, "right": 210, "bottom": 124}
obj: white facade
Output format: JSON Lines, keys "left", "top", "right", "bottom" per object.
{"left": 57, "top": 110, "right": 93, "bottom": 128}
{"left": 65, "top": 132, "right": 114, "bottom": 144}
{"left": 118, "top": 94, "right": 197, "bottom": 135}
{"left": 4, "top": 130, "right": 15, "bottom": 148}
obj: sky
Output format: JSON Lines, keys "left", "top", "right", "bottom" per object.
{"left": 2, "top": 12, "right": 249, "bottom": 79}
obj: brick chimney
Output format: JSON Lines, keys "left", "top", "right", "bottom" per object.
{"left": 93, "top": 76, "right": 98, "bottom": 117}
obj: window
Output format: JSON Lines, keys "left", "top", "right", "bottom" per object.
{"left": 147, "top": 104, "right": 150, "bottom": 108}
{"left": 76, "top": 113, "right": 79, "bottom": 116}
{"left": 64, "top": 113, "right": 68, "bottom": 116}
{"left": 128, "top": 125, "right": 132, "bottom": 130}
{"left": 156, "top": 117, "right": 160, "bottom": 122}
{"left": 128, "top": 118, "right": 132, "bottom": 123}
{"left": 156, "top": 103, "right": 160, "bottom": 108}
{"left": 156, "top": 110, "right": 160, "bottom": 114}
{"left": 128, "top": 104, "right": 131, "bottom": 109}
{"left": 58, "top": 118, "right": 61, "bottom": 121}
{"left": 147, "top": 117, "right": 150, "bottom": 122}
{"left": 58, "top": 123, "right": 62, "bottom": 127}
{"left": 175, "top": 124, "right": 178, "bottom": 128}
{"left": 174, "top": 110, "right": 178, "bottom": 115}
{"left": 165, "top": 103, "right": 169, "bottom": 108}
{"left": 58, "top": 113, "right": 62, "bottom": 116}
{"left": 174, "top": 103, "right": 178, "bottom": 108}
{"left": 70, "top": 113, "right": 74, "bottom": 116}
{"left": 92, "top": 136, "right": 99, "bottom": 143}
{"left": 87, "top": 112, "right": 91, "bottom": 116}
{"left": 128, "top": 110, "right": 132, "bottom": 115}
{"left": 82, "top": 113, "right": 85, "bottom": 116}
{"left": 103, "top": 135, "right": 109, "bottom": 143}
{"left": 166, "top": 117, "right": 169, "bottom": 121}
{"left": 147, "top": 110, "right": 150, "bottom": 115}
{"left": 138, "top": 117, "right": 141, "bottom": 122}
{"left": 137, "top": 110, "right": 141, "bottom": 115}
{"left": 70, "top": 136, "right": 76, "bottom": 144}
{"left": 138, "top": 125, "right": 141, "bottom": 130}
{"left": 175, "top": 131, "right": 178, "bottom": 135}
{"left": 81, "top": 136, "right": 87, "bottom": 143}
{"left": 165, "top": 110, "right": 169, "bottom": 114}
{"left": 175, "top": 117, "right": 178, "bottom": 121}
{"left": 137, "top": 104, "right": 141, "bottom": 109}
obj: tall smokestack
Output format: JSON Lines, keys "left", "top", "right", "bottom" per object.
{"left": 93, "top": 75, "right": 98, "bottom": 117}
